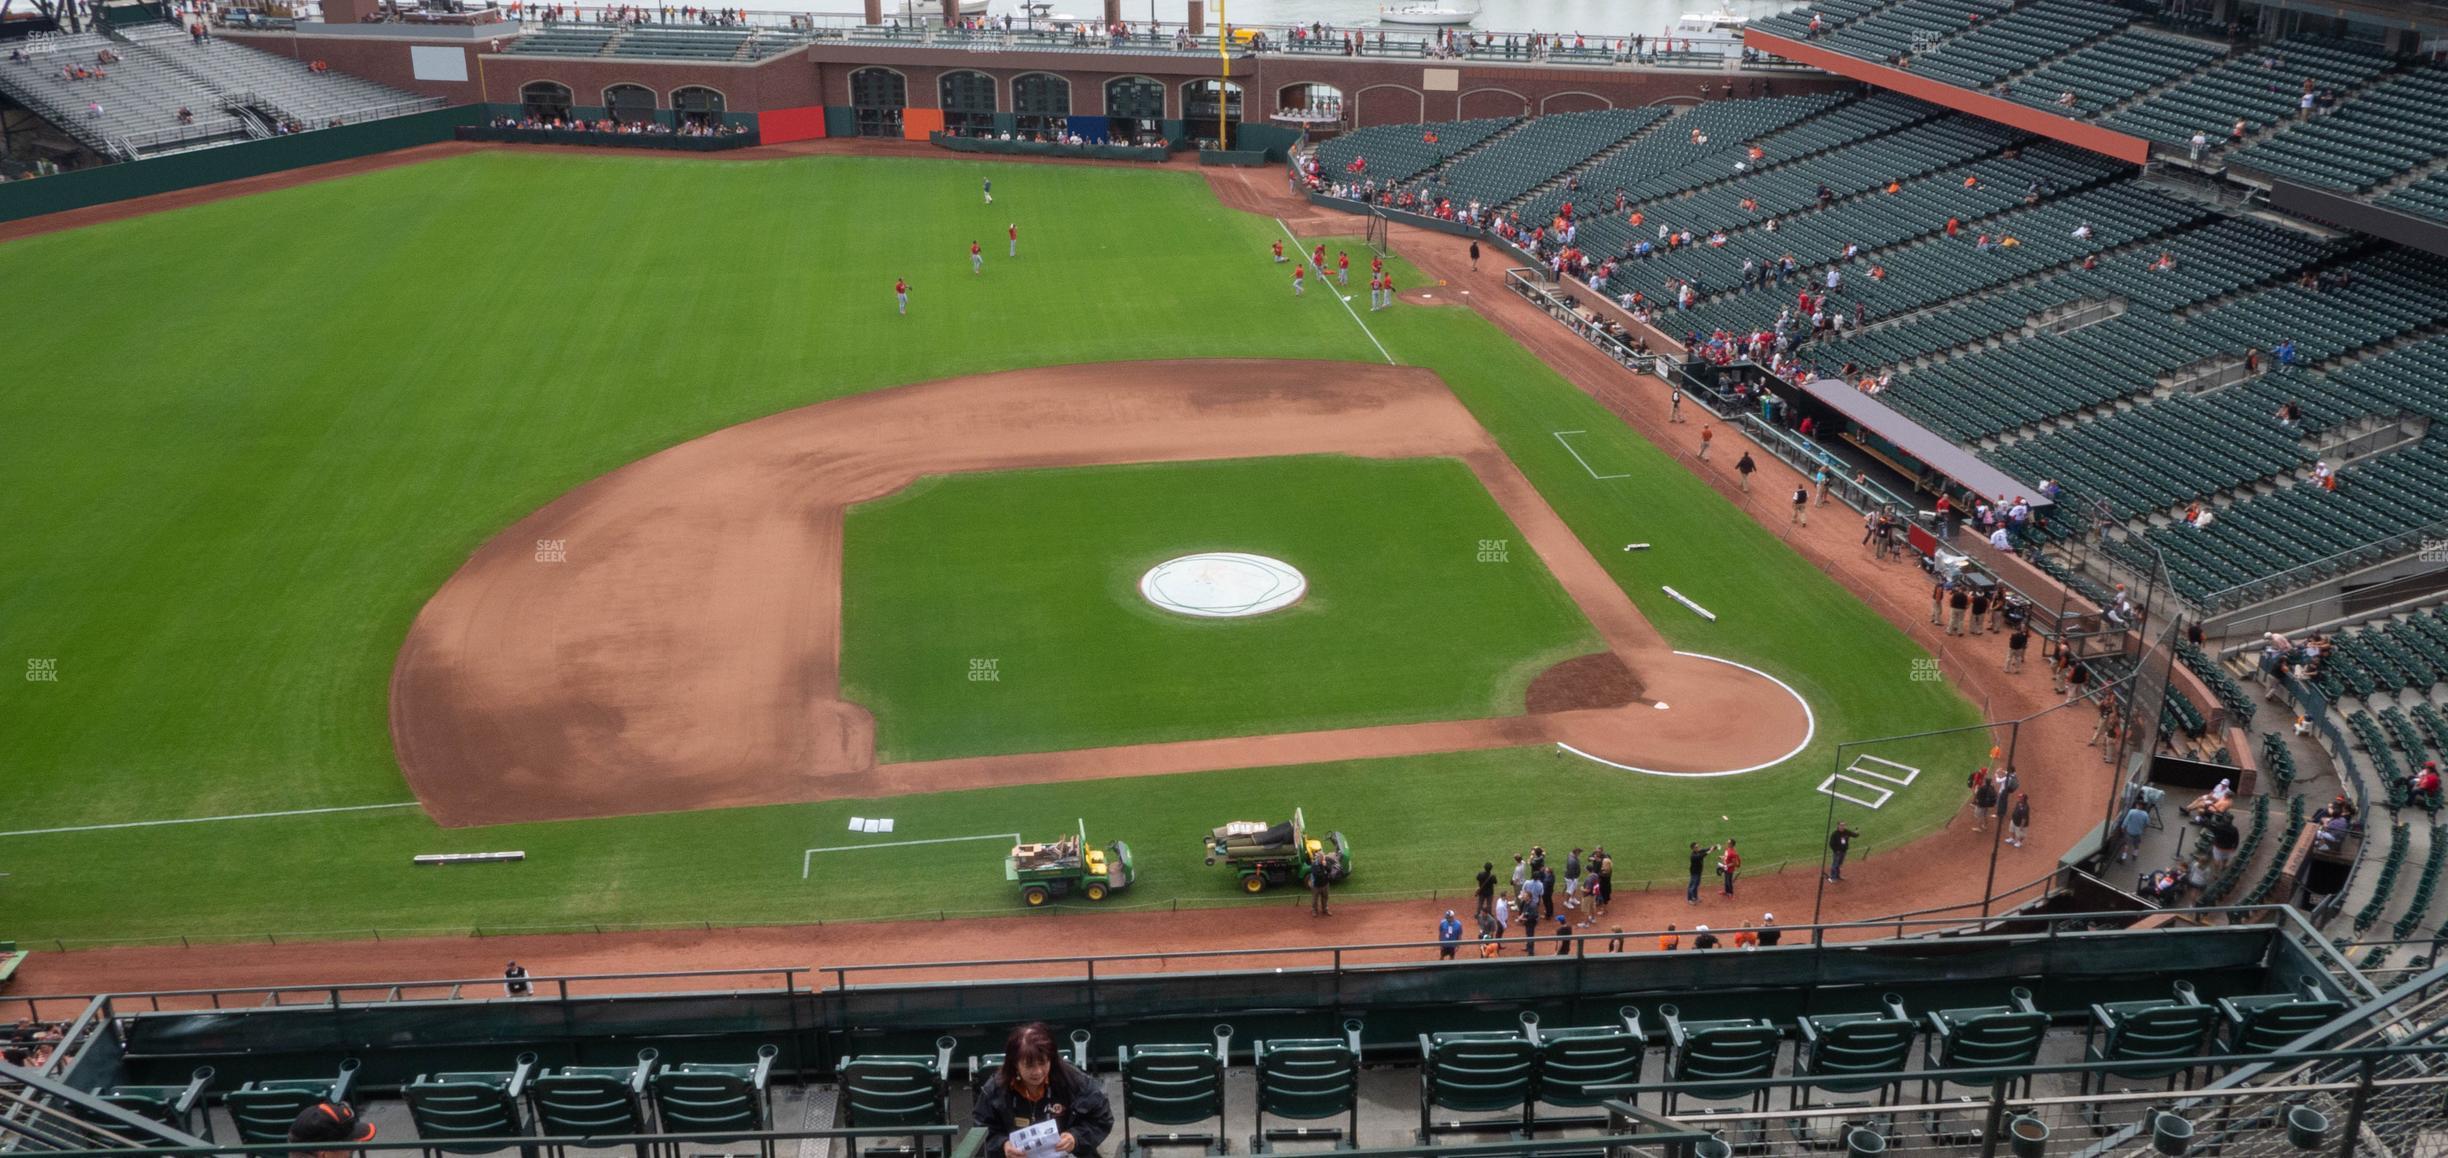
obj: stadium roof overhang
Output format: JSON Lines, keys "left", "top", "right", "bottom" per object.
{"left": 1743, "top": 28, "right": 2155, "bottom": 166}
{"left": 1787, "top": 373, "right": 2053, "bottom": 509}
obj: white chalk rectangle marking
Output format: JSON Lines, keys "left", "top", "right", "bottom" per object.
{"left": 1662, "top": 585, "right": 1717, "bottom": 622}
{"left": 803, "top": 832, "right": 1022, "bottom": 879}
{"left": 1816, "top": 775, "right": 1893, "bottom": 809}
{"left": 1553, "top": 430, "right": 1631, "bottom": 480}
{"left": 1846, "top": 755, "right": 1923, "bottom": 788}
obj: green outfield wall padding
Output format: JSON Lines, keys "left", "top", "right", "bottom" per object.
{"left": 1198, "top": 149, "right": 1270, "bottom": 166}
{"left": 0, "top": 105, "right": 484, "bottom": 226}
{"left": 1234, "top": 122, "right": 1301, "bottom": 162}
{"left": 823, "top": 107, "right": 860, "bottom": 138}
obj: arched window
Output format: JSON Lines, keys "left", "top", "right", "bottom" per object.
{"left": 603, "top": 83, "right": 656, "bottom": 125}
{"left": 1104, "top": 75, "right": 1164, "bottom": 144}
{"left": 671, "top": 86, "right": 725, "bottom": 126}
{"left": 520, "top": 80, "right": 572, "bottom": 123}
{"left": 1181, "top": 79, "right": 1241, "bottom": 147}
{"left": 1012, "top": 72, "right": 1069, "bottom": 139}
{"left": 849, "top": 67, "right": 907, "bottom": 138}
{"left": 1275, "top": 82, "right": 1343, "bottom": 127}
{"left": 938, "top": 69, "right": 996, "bottom": 137}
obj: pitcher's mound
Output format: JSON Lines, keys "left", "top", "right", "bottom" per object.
{"left": 1526, "top": 652, "right": 1644, "bottom": 713}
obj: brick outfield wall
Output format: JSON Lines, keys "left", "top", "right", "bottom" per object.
{"left": 222, "top": 27, "right": 1855, "bottom": 125}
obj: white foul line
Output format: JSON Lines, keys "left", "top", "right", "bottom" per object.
{"left": 1558, "top": 651, "right": 1817, "bottom": 777}
{"left": 802, "top": 832, "right": 1022, "bottom": 880}
{"left": 1274, "top": 218, "right": 1395, "bottom": 366}
{"left": 0, "top": 802, "right": 421, "bottom": 838}
{"left": 1552, "top": 430, "right": 1630, "bottom": 480}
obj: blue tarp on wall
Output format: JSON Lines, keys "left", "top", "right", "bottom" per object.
{"left": 1064, "top": 114, "right": 1110, "bottom": 142}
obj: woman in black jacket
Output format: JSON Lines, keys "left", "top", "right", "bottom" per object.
{"left": 972, "top": 1023, "right": 1114, "bottom": 1158}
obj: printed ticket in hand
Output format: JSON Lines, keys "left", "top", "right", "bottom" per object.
{"left": 1009, "top": 1119, "right": 1061, "bottom": 1158}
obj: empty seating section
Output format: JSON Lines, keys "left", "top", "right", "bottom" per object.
{"left": 1680, "top": 179, "right": 2201, "bottom": 341}
{"left": 2379, "top": 169, "right": 2448, "bottom": 223}
{"left": 164, "top": 37, "right": 442, "bottom": 126}
{"left": 1424, "top": 107, "right": 1665, "bottom": 211}
{"left": 1751, "top": 0, "right": 1890, "bottom": 42}
{"left": 2316, "top": 611, "right": 2448, "bottom": 700}
{"left": 0, "top": 34, "right": 246, "bottom": 154}
{"left": 505, "top": 25, "right": 618, "bottom": 53}
{"left": 2104, "top": 39, "right": 2392, "bottom": 148}
{"left": 1529, "top": 94, "right": 1849, "bottom": 254}
{"left": 1883, "top": 312, "right": 2221, "bottom": 441}
{"left": 2182, "top": 248, "right": 2448, "bottom": 364}
{"left": 2122, "top": 440, "right": 2448, "bottom": 601}
{"left": 1909, "top": 0, "right": 2133, "bottom": 91}
{"left": 1818, "top": 0, "right": 2015, "bottom": 66}
{"left": 1638, "top": 114, "right": 2012, "bottom": 242}
{"left": 1314, "top": 117, "right": 1512, "bottom": 187}
{"left": 2229, "top": 68, "right": 2448, "bottom": 191}
{"left": 2058, "top": 217, "right": 2335, "bottom": 312}
{"left": 2006, "top": 30, "right": 2226, "bottom": 116}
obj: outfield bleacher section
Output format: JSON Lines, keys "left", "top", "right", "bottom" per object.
{"left": 0, "top": 26, "right": 440, "bottom": 157}
{"left": 1526, "top": 93, "right": 1853, "bottom": 258}
{"left": 504, "top": 23, "right": 802, "bottom": 60}
{"left": 2379, "top": 170, "right": 2448, "bottom": 224}
{"left": 1418, "top": 106, "right": 1666, "bottom": 211}
{"left": 1815, "top": 0, "right": 2014, "bottom": 65}
{"left": 1750, "top": 0, "right": 1891, "bottom": 42}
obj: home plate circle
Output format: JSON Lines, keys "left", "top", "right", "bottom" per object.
{"left": 1141, "top": 553, "right": 1306, "bottom": 618}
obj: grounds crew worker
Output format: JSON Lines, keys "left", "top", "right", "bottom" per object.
{"left": 975, "top": 1022, "right": 1114, "bottom": 1158}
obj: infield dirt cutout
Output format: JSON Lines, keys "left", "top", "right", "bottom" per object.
{"left": 391, "top": 360, "right": 1810, "bottom": 827}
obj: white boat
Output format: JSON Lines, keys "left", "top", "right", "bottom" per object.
{"left": 904, "top": 0, "right": 989, "bottom": 17}
{"left": 1378, "top": 2, "right": 1475, "bottom": 25}
{"left": 1672, "top": 5, "right": 1747, "bottom": 36}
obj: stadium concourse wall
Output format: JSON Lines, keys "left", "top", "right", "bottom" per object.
{"left": 0, "top": 105, "right": 483, "bottom": 224}
{"left": 58, "top": 920, "right": 2312, "bottom": 1093}
{"left": 222, "top": 25, "right": 1856, "bottom": 135}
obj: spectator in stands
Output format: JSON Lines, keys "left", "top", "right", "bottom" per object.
{"left": 974, "top": 1023, "right": 1114, "bottom": 1158}
{"left": 2314, "top": 794, "right": 2356, "bottom": 826}
{"left": 2189, "top": 130, "right": 2209, "bottom": 161}
{"left": 1692, "top": 925, "right": 1719, "bottom": 949}
{"left": 2183, "top": 780, "right": 2233, "bottom": 824}
{"left": 2313, "top": 813, "right": 2352, "bottom": 854}
{"left": 286, "top": 1100, "right": 376, "bottom": 1158}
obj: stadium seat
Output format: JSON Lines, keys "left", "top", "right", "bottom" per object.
{"left": 837, "top": 1037, "right": 957, "bottom": 1157}
{"left": 1117, "top": 1026, "right": 1233, "bottom": 1157}
{"left": 1416, "top": 1027, "right": 1540, "bottom": 1140}
{"left": 1792, "top": 995, "right": 1917, "bottom": 1112}
{"left": 224, "top": 1059, "right": 364, "bottom": 1145}
{"left": 1917, "top": 987, "right": 2048, "bottom": 1122}
{"left": 2079, "top": 982, "right": 2217, "bottom": 1103}
{"left": 529, "top": 1050, "right": 657, "bottom": 1155}
{"left": 2216, "top": 981, "right": 2348, "bottom": 1056}
{"left": 1658, "top": 1004, "right": 1782, "bottom": 1118}
{"left": 82, "top": 1066, "right": 214, "bottom": 1140}
{"left": 1249, "top": 1022, "right": 1362, "bottom": 1152}
{"left": 402, "top": 1053, "right": 539, "bottom": 1153}
{"left": 649, "top": 1045, "right": 780, "bottom": 1158}
{"left": 1522, "top": 1008, "right": 1646, "bottom": 1123}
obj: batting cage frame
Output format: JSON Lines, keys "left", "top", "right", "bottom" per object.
{"left": 1365, "top": 205, "right": 1392, "bottom": 260}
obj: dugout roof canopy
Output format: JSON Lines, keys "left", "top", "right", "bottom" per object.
{"left": 1791, "top": 374, "right": 2053, "bottom": 509}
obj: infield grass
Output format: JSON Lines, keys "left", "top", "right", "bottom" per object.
{"left": 0, "top": 151, "right": 1988, "bottom": 945}
{"left": 842, "top": 455, "right": 1603, "bottom": 761}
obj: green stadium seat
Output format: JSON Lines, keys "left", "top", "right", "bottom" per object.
{"left": 2216, "top": 981, "right": 2348, "bottom": 1056}
{"left": 529, "top": 1050, "right": 656, "bottom": 1156}
{"left": 83, "top": 1066, "right": 214, "bottom": 1140}
{"left": 224, "top": 1059, "right": 364, "bottom": 1145}
{"left": 2079, "top": 981, "right": 2217, "bottom": 1105}
{"left": 402, "top": 1053, "right": 539, "bottom": 1154}
{"left": 1792, "top": 995, "right": 1917, "bottom": 1112}
{"left": 837, "top": 1037, "right": 956, "bottom": 1157}
{"left": 1658, "top": 1004, "right": 1782, "bottom": 1118}
{"left": 1249, "top": 1022, "right": 1361, "bottom": 1152}
{"left": 1522, "top": 1008, "right": 1646, "bottom": 1125}
{"left": 1117, "top": 1026, "right": 1232, "bottom": 1157}
{"left": 1415, "top": 1027, "right": 1539, "bottom": 1141}
{"left": 649, "top": 1045, "right": 779, "bottom": 1158}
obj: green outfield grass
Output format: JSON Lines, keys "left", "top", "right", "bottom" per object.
{"left": 0, "top": 151, "right": 1988, "bottom": 945}
{"left": 842, "top": 455, "right": 1603, "bottom": 761}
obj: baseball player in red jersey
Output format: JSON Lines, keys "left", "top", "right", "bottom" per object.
{"left": 895, "top": 278, "right": 909, "bottom": 314}
{"left": 1377, "top": 275, "right": 1396, "bottom": 311}
{"left": 1272, "top": 239, "right": 1285, "bottom": 263}
{"left": 1336, "top": 250, "right": 1349, "bottom": 286}
{"left": 1293, "top": 265, "right": 1305, "bottom": 296}
{"left": 970, "top": 241, "right": 983, "bottom": 274}
{"left": 1008, "top": 223, "right": 1018, "bottom": 258}
{"left": 1311, "top": 243, "right": 1326, "bottom": 269}
{"left": 1371, "top": 254, "right": 1383, "bottom": 276}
